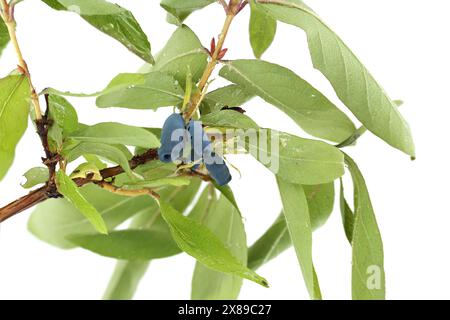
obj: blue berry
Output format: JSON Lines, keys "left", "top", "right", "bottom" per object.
{"left": 158, "top": 113, "right": 186, "bottom": 163}
{"left": 206, "top": 161, "right": 232, "bottom": 186}
{"left": 187, "top": 120, "right": 211, "bottom": 163}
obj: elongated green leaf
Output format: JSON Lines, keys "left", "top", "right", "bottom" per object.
{"left": 0, "top": 75, "right": 30, "bottom": 181}
{"left": 56, "top": 171, "right": 107, "bottom": 234}
{"left": 28, "top": 184, "right": 156, "bottom": 249}
{"left": 64, "top": 142, "right": 133, "bottom": 178}
{"left": 152, "top": 26, "right": 208, "bottom": 86}
{"left": 69, "top": 122, "right": 160, "bottom": 148}
{"left": 220, "top": 60, "right": 355, "bottom": 142}
{"left": 68, "top": 229, "right": 180, "bottom": 260}
{"left": 202, "top": 84, "right": 255, "bottom": 114}
{"left": 160, "top": 0, "right": 215, "bottom": 24}
{"left": 304, "top": 182, "right": 334, "bottom": 230}
{"left": 248, "top": 182, "right": 334, "bottom": 270}
{"left": 340, "top": 178, "right": 354, "bottom": 243}
{"left": 103, "top": 260, "right": 149, "bottom": 300}
{"left": 344, "top": 154, "right": 385, "bottom": 299}
{"left": 192, "top": 195, "right": 246, "bottom": 300}
{"left": 256, "top": 0, "right": 414, "bottom": 156}
{"left": 277, "top": 177, "right": 321, "bottom": 299}
{"left": 21, "top": 167, "right": 49, "bottom": 189}
{"left": 212, "top": 183, "right": 242, "bottom": 218}
{"left": 48, "top": 94, "right": 79, "bottom": 134}
{"left": 0, "top": 20, "right": 9, "bottom": 57}
{"left": 247, "top": 213, "right": 290, "bottom": 271}
{"left": 249, "top": 0, "right": 277, "bottom": 58}
{"left": 201, "top": 110, "right": 259, "bottom": 129}
{"left": 247, "top": 130, "right": 344, "bottom": 185}
{"left": 96, "top": 72, "right": 184, "bottom": 109}
{"left": 159, "top": 201, "right": 268, "bottom": 287}
{"left": 103, "top": 180, "right": 202, "bottom": 300}
{"left": 123, "top": 177, "right": 191, "bottom": 189}
{"left": 41, "top": 0, "right": 153, "bottom": 63}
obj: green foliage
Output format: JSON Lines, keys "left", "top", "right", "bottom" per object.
{"left": 249, "top": 0, "right": 277, "bottom": 58}
{"left": 0, "top": 75, "right": 30, "bottom": 181}
{"left": 0, "top": 0, "right": 412, "bottom": 301}
{"left": 255, "top": 0, "right": 414, "bottom": 156}
{"left": 41, "top": 0, "right": 154, "bottom": 63}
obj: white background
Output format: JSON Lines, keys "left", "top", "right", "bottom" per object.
{"left": 0, "top": 0, "right": 449, "bottom": 300}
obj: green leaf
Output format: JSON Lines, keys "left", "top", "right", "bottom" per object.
{"left": 160, "top": 0, "right": 216, "bottom": 24}
{"left": 70, "top": 162, "right": 103, "bottom": 181}
{"left": 47, "top": 94, "right": 79, "bottom": 151}
{"left": 255, "top": 0, "right": 415, "bottom": 156}
{"left": 159, "top": 201, "right": 269, "bottom": 288}
{"left": 0, "top": 19, "right": 9, "bottom": 57}
{"left": 212, "top": 183, "right": 242, "bottom": 218}
{"left": 96, "top": 72, "right": 184, "bottom": 109}
{"left": 21, "top": 167, "right": 49, "bottom": 189}
{"left": 69, "top": 122, "right": 160, "bottom": 148}
{"left": 247, "top": 213, "right": 290, "bottom": 271}
{"left": 151, "top": 26, "right": 208, "bottom": 86}
{"left": 192, "top": 195, "right": 247, "bottom": 300}
{"left": 219, "top": 60, "right": 355, "bottom": 142}
{"left": 247, "top": 130, "right": 344, "bottom": 185}
{"left": 103, "top": 180, "right": 202, "bottom": 300}
{"left": 277, "top": 177, "right": 321, "bottom": 299}
{"left": 201, "top": 110, "right": 259, "bottom": 129}
{"left": 56, "top": 171, "right": 108, "bottom": 234}
{"left": 249, "top": 0, "right": 277, "bottom": 58}
{"left": 64, "top": 142, "right": 133, "bottom": 178}
{"left": 0, "top": 74, "right": 30, "bottom": 181}
{"left": 28, "top": 184, "right": 156, "bottom": 249}
{"left": 202, "top": 84, "right": 255, "bottom": 114}
{"left": 304, "top": 182, "right": 335, "bottom": 230}
{"left": 103, "top": 260, "right": 150, "bottom": 300}
{"left": 68, "top": 229, "right": 180, "bottom": 260}
{"left": 123, "top": 176, "right": 191, "bottom": 189}
{"left": 248, "top": 183, "right": 334, "bottom": 270}
{"left": 41, "top": 0, "right": 154, "bottom": 63}
{"left": 344, "top": 154, "right": 385, "bottom": 299}
{"left": 339, "top": 178, "right": 354, "bottom": 243}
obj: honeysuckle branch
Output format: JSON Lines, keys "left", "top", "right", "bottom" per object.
{"left": 184, "top": 0, "right": 247, "bottom": 120}
{"left": 0, "top": 0, "right": 43, "bottom": 120}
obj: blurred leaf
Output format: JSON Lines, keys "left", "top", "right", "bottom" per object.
{"left": 192, "top": 195, "right": 246, "bottom": 300}
{"left": 212, "top": 183, "right": 242, "bottom": 217}
{"left": 0, "top": 20, "right": 10, "bottom": 58}
{"left": 56, "top": 171, "right": 108, "bottom": 234}
{"left": 103, "top": 180, "right": 202, "bottom": 300}
{"left": 247, "top": 130, "right": 344, "bottom": 185}
{"left": 152, "top": 26, "right": 208, "bottom": 86}
{"left": 69, "top": 122, "right": 160, "bottom": 148}
{"left": 0, "top": 75, "right": 30, "bottom": 181}
{"left": 159, "top": 201, "right": 269, "bottom": 287}
{"left": 96, "top": 72, "right": 184, "bottom": 109}
{"left": 160, "top": 0, "right": 216, "bottom": 24}
{"left": 202, "top": 84, "right": 255, "bottom": 114}
{"left": 68, "top": 229, "right": 180, "bottom": 260}
{"left": 249, "top": 0, "right": 277, "bottom": 58}
{"left": 277, "top": 177, "right": 321, "bottom": 299}
{"left": 256, "top": 0, "right": 414, "bottom": 156}
{"left": 344, "top": 154, "right": 385, "bottom": 299}
{"left": 41, "top": 0, "right": 154, "bottom": 63}
{"left": 220, "top": 60, "right": 355, "bottom": 142}
{"left": 21, "top": 167, "right": 49, "bottom": 189}
{"left": 28, "top": 184, "right": 156, "bottom": 249}
{"left": 123, "top": 176, "right": 191, "bottom": 189}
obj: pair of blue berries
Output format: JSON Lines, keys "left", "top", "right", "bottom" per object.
{"left": 158, "top": 113, "right": 232, "bottom": 186}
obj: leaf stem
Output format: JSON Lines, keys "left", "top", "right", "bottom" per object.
{"left": 0, "top": 0, "right": 43, "bottom": 120}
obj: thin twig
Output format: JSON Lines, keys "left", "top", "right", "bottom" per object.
{"left": 0, "top": 0, "right": 43, "bottom": 120}
{"left": 95, "top": 181, "right": 160, "bottom": 200}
